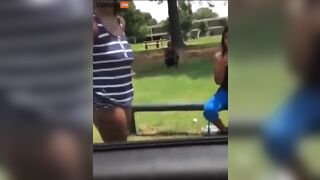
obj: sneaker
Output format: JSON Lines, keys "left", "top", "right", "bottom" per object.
{"left": 215, "top": 127, "right": 228, "bottom": 135}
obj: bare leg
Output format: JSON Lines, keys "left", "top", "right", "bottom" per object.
{"left": 2, "top": 128, "right": 89, "bottom": 180}
{"left": 212, "top": 118, "right": 228, "bottom": 133}
{"left": 94, "top": 106, "right": 131, "bottom": 143}
{"left": 290, "top": 159, "right": 312, "bottom": 180}
{"left": 45, "top": 129, "right": 89, "bottom": 180}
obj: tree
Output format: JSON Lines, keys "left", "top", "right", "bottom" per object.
{"left": 159, "top": 19, "right": 168, "bottom": 25}
{"left": 120, "top": 2, "right": 153, "bottom": 43}
{"left": 143, "top": 12, "right": 158, "bottom": 26}
{"left": 167, "top": 0, "right": 185, "bottom": 48}
{"left": 151, "top": 0, "right": 218, "bottom": 47}
{"left": 198, "top": 21, "right": 208, "bottom": 36}
{"left": 193, "top": 7, "right": 218, "bottom": 20}
{"left": 159, "top": 18, "right": 170, "bottom": 33}
{"left": 178, "top": 1, "right": 193, "bottom": 41}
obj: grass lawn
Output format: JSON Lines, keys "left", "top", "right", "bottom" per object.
{"left": 131, "top": 35, "right": 222, "bottom": 52}
{"left": 93, "top": 57, "right": 228, "bottom": 143}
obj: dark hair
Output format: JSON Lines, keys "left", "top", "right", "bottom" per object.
{"left": 221, "top": 26, "right": 228, "bottom": 56}
{"left": 113, "top": 0, "right": 121, "bottom": 15}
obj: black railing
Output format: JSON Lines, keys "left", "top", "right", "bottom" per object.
{"left": 130, "top": 104, "right": 204, "bottom": 134}
{"left": 130, "top": 104, "right": 263, "bottom": 136}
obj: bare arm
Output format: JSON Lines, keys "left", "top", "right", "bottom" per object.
{"left": 213, "top": 51, "right": 227, "bottom": 85}
{"left": 93, "top": 17, "right": 98, "bottom": 42}
{"left": 117, "top": 15, "right": 126, "bottom": 30}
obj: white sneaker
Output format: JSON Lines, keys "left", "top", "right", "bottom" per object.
{"left": 201, "top": 125, "right": 219, "bottom": 135}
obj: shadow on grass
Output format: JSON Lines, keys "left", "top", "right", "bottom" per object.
{"left": 133, "top": 57, "right": 212, "bottom": 80}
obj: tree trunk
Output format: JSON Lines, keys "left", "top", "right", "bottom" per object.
{"left": 167, "top": 0, "right": 185, "bottom": 48}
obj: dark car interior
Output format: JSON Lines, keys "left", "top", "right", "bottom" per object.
{"left": 93, "top": 136, "right": 228, "bottom": 180}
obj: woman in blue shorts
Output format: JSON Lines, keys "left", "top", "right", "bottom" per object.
{"left": 263, "top": 1, "right": 320, "bottom": 179}
{"left": 93, "top": 1, "right": 134, "bottom": 143}
{"left": 203, "top": 26, "right": 228, "bottom": 134}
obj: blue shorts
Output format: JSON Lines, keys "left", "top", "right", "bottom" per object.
{"left": 203, "top": 88, "right": 228, "bottom": 122}
{"left": 263, "top": 87, "right": 320, "bottom": 164}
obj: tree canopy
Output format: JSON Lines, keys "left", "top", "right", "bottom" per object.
{"left": 178, "top": 1, "right": 193, "bottom": 41}
{"left": 120, "top": 2, "right": 158, "bottom": 43}
{"left": 193, "top": 7, "right": 218, "bottom": 20}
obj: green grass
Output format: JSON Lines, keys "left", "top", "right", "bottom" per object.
{"left": 131, "top": 35, "right": 221, "bottom": 52}
{"left": 93, "top": 57, "right": 228, "bottom": 143}
{"left": 228, "top": 53, "right": 306, "bottom": 180}
{"left": 0, "top": 166, "right": 9, "bottom": 180}
{"left": 229, "top": 53, "right": 295, "bottom": 120}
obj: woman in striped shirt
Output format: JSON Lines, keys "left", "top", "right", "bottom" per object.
{"left": 93, "top": 1, "right": 134, "bottom": 143}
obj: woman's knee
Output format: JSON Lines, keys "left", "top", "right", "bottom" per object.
{"left": 263, "top": 121, "right": 296, "bottom": 163}
{"left": 94, "top": 107, "right": 129, "bottom": 142}
{"left": 203, "top": 105, "right": 219, "bottom": 122}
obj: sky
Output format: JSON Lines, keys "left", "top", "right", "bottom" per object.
{"left": 134, "top": 1, "right": 228, "bottom": 22}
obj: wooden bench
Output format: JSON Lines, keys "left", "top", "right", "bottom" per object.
{"left": 144, "top": 39, "right": 167, "bottom": 50}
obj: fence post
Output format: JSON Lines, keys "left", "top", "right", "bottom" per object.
{"left": 144, "top": 42, "right": 148, "bottom": 50}
{"left": 130, "top": 111, "right": 137, "bottom": 135}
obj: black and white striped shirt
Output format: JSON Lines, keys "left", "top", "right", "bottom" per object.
{"left": 0, "top": 0, "right": 91, "bottom": 130}
{"left": 93, "top": 15, "right": 134, "bottom": 107}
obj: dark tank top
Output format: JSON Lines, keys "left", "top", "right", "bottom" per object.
{"left": 220, "top": 66, "right": 228, "bottom": 91}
